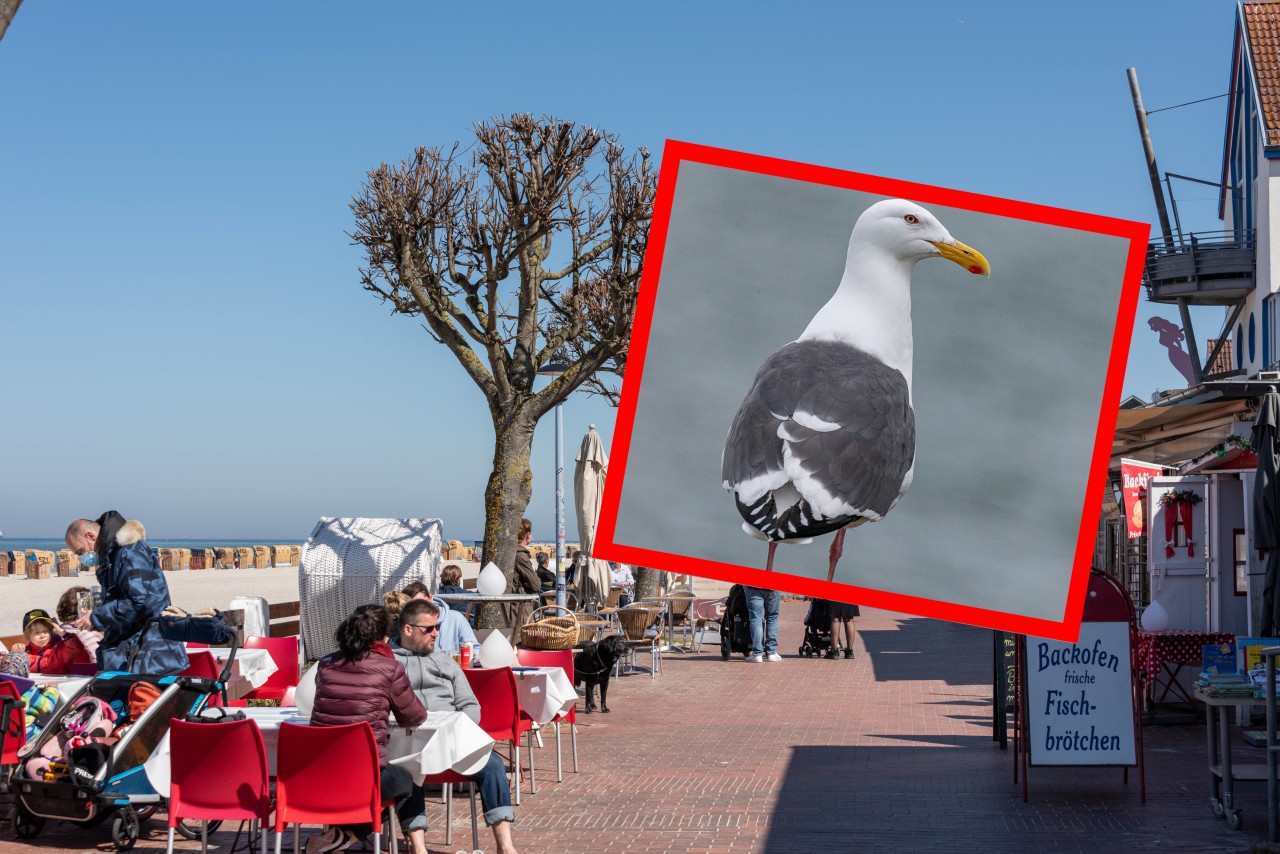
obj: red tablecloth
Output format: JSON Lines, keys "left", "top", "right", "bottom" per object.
{"left": 1135, "top": 629, "right": 1235, "bottom": 679}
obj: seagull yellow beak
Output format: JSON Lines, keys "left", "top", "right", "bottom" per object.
{"left": 930, "top": 239, "right": 991, "bottom": 277}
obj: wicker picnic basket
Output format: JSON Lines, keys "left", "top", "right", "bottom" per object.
{"left": 520, "top": 606, "right": 581, "bottom": 650}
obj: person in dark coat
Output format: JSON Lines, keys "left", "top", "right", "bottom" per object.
{"left": 309, "top": 605, "right": 428, "bottom": 854}
{"left": 64, "top": 512, "right": 188, "bottom": 676}
{"left": 512, "top": 518, "right": 540, "bottom": 595}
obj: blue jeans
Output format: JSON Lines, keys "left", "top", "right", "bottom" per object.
{"left": 744, "top": 587, "right": 781, "bottom": 656}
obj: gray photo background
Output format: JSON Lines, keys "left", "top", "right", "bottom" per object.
{"left": 612, "top": 161, "right": 1130, "bottom": 623}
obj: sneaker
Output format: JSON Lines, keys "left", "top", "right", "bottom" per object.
{"left": 844, "top": 649, "right": 855, "bottom": 660}
{"left": 747, "top": 653, "right": 764, "bottom": 663}
{"left": 766, "top": 653, "right": 783, "bottom": 662}
{"left": 306, "top": 828, "right": 354, "bottom": 854}
{"left": 823, "top": 648, "right": 839, "bottom": 659}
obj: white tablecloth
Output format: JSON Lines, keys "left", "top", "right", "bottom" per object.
{"left": 387, "top": 709, "right": 495, "bottom": 782}
{"left": 513, "top": 666, "right": 576, "bottom": 725}
{"left": 144, "top": 706, "right": 493, "bottom": 793}
{"left": 186, "top": 647, "right": 278, "bottom": 700}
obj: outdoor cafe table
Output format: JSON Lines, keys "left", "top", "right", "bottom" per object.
{"left": 511, "top": 665, "right": 577, "bottom": 725}
{"left": 1137, "top": 629, "right": 1235, "bottom": 714}
{"left": 144, "top": 706, "right": 495, "bottom": 791}
{"left": 184, "top": 645, "right": 278, "bottom": 701}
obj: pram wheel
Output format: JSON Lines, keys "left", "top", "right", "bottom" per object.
{"left": 13, "top": 803, "right": 44, "bottom": 839}
{"left": 111, "top": 808, "right": 140, "bottom": 850}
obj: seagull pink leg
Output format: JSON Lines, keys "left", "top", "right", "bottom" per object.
{"left": 826, "top": 529, "right": 846, "bottom": 583}
{"left": 766, "top": 541, "right": 777, "bottom": 572}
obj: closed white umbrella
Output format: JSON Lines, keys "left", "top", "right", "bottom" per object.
{"left": 574, "top": 425, "right": 612, "bottom": 610}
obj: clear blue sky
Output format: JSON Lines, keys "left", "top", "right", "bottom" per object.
{"left": 0, "top": 1, "right": 1239, "bottom": 539}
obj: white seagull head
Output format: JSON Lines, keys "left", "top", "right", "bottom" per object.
{"left": 850, "top": 199, "right": 991, "bottom": 277}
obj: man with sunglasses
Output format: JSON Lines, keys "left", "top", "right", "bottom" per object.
{"left": 392, "top": 598, "right": 520, "bottom": 854}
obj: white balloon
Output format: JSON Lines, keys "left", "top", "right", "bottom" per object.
{"left": 1140, "top": 599, "right": 1169, "bottom": 632}
{"left": 478, "top": 631, "right": 515, "bottom": 669}
{"left": 477, "top": 562, "right": 506, "bottom": 596}
{"left": 294, "top": 663, "right": 319, "bottom": 718}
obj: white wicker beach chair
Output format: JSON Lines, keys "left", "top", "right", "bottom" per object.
{"left": 298, "top": 517, "right": 444, "bottom": 661}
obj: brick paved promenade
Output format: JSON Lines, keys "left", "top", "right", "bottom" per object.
{"left": 8, "top": 601, "right": 1268, "bottom": 853}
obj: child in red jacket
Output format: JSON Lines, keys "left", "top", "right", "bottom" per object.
{"left": 13, "top": 609, "right": 89, "bottom": 675}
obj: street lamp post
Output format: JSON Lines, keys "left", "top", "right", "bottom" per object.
{"left": 537, "top": 360, "right": 570, "bottom": 609}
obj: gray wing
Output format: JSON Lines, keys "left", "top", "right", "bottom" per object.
{"left": 723, "top": 340, "right": 914, "bottom": 538}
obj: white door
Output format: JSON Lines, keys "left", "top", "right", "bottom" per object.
{"left": 1147, "top": 476, "right": 1211, "bottom": 631}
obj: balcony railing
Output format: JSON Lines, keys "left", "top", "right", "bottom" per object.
{"left": 1143, "top": 229, "right": 1255, "bottom": 306}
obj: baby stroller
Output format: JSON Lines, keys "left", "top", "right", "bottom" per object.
{"left": 799, "top": 599, "right": 834, "bottom": 657}
{"left": 720, "top": 584, "right": 752, "bottom": 660}
{"left": 11, "top": 614, "right": 236, "bottom": 851}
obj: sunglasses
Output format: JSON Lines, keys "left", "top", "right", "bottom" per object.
{"left": 406, "top": 623, "right": 441, "bottom": 633}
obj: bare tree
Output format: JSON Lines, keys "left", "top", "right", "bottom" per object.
{"left": 0, "top": 0, "right": 23, "bottom": 42}
{"left": 351, "top": 114, "right": 655, "bottom": 597}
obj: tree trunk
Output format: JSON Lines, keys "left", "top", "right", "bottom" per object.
{"left": 474, "top": 410, "right": 537, "bottom": 631}
{"left": 0, "top": 0, "right": 21, "bottom": 43}
{"left": 634, "top": 566, "right": 661, "bottom": 601}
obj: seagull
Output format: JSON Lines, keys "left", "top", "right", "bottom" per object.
{"left": 721, "top": 199, "right": 990, "bottom": 582}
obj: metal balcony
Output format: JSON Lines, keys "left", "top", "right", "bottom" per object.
{"left": 1143, "top": 230, "right": 1255, "bottom": 306}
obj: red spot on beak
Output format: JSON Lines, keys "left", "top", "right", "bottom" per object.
{"left": 968, "top": 265, "right": 984, "bottom": 274}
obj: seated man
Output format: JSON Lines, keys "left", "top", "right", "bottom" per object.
{"left": 401, "top": 581, "right": 477, "bottom": 654}
{"left": 392, "top": 599, "right": 519, "bottom": 854}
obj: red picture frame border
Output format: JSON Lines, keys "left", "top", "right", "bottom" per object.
{"left": 595, "top": 139, "right": 1149, "bottom": 643}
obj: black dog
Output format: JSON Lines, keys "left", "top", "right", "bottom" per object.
{"left": 574, "top": 635, "right": 629, "bottom": 713}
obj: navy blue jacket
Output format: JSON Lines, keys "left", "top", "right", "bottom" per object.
{"left": 91, "top": 516, "right": 189, "bottom": 676}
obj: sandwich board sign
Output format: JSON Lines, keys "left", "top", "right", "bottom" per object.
{"left": 1016, "top": 571, "right": 1144, "bottom": 801}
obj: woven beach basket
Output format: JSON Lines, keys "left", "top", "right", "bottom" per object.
{"left": 190, "top": 549, "right": 213, "bottom": 570}
{"left": 234, "top": 547, "right": 254, "bottom": 569}
{"left": 174, "top": 548, "right": 191, "bottom": 570}
{"left": 0, "top": 553, "right": 10, "bottom": 576}
{"left": 215, "top": 548, "right": 236, "bottom": 569}
{"left": 299, "top": 517, "right": 443, "bottom": 661}
{"left": 270, "top": 545, "right": 292, "bottom": 567}
{"left": 252, "top": 546, "right": 271, "bottom": 569}
{"left": 520, "top": 606, "right": 581, "bottom": 650}
{"left": 158, "top": 549, "right": 175, "bottom": 571}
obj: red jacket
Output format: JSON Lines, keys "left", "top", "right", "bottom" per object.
{"left": 309, "top": 641, "right": 426, "bottom": 765}
{"left": 26, "top": 633, "right": 90, "bottom": 675}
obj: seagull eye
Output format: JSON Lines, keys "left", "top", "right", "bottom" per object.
{"left": 903, "top": 214, "right": 918, "bottom": 224}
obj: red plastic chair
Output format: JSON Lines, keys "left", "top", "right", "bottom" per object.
{"left": 420, "top": 770, "right": 480, "bottom": 851}
{"left": 515, "top": 648, "right": 579, "bottom": 779}
{"left": 166, "top": 717, "right": 271, "bottom": 854}
{"left": 232, "top": 636, "right": 299, "bottom": 704}
{"left": 0, "top": 680, "right": 25, "bottom": 766}
{"left": 274, "top": 721, "right": 397, "bottom": 854}
{"left": 463, "top": 666, "right": 536, "bottom": 805}
{"left": 179, "top": 650, "right": 225, "bottom": 706}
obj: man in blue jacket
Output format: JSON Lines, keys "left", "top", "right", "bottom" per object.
{"left": 65, "top": 511, "right": 189, "bottom": 675}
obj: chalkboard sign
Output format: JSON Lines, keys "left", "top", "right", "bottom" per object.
{"left": 993, "top": 631, "right": 1017, "bottom": 748}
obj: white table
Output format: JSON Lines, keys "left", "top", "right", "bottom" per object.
{"left": 512, "top": 666, "right": 576, "bottom": 725}
{"left": 185, "top": 647, "right": 277, "bottom": 701}
{"left": 144, "top": 706, "right": 494, "bottom": 792}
